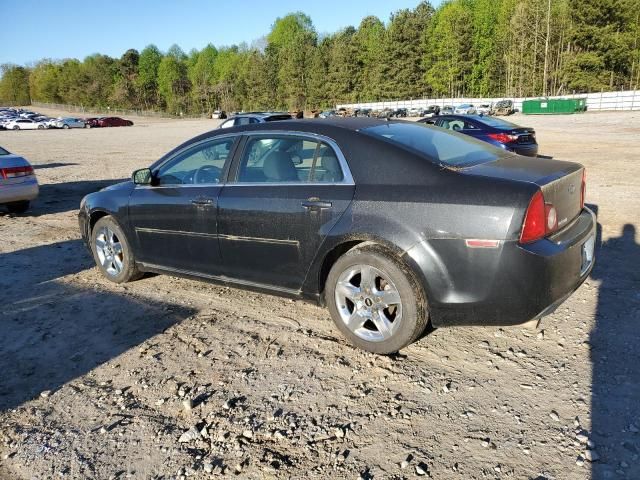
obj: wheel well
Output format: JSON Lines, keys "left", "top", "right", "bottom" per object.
{"left": 88, "top": 210, "right": 109, "bottom": 234}
{"left": 317, "top": 240, "right": 402, "bottom": 301}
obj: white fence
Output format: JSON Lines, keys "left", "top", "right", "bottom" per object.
{"left": 337, "top": 89, "right": 640, "bottom": 112}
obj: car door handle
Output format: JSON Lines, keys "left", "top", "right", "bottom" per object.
{"left": 301, "top": 198, "right": 332, "bottom": 210}
{"left": 191, "top": 197, "right": 214, "bottom": 206}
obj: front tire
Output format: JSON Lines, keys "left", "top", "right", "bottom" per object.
{"left": 13, "top": 125, "right": 19, "bottom": 130}
{"left": 91, "top": 216, "right": 142, "bottom": 283}
{"left": 63, "top": 124, "right": 70, "bottom": 129}
{"left": 325, "top": 246, "right": 428, "bottom": 354}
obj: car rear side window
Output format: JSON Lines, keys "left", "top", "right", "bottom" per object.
{"left": 237, "top": 136, "right": 343, "bottom": 183}
{"left": 0, "top": 147, "right": 8, "bottom": 155}
{"left": 362, "top": 122, "right": 502, "bottom": 167}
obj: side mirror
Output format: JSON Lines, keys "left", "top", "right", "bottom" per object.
{"left": 132, "top": 168, "right": 153, "bottom": 185}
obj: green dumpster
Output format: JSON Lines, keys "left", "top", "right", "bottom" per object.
{"left": 522, "top": 98, "right": 587, "bottom": 114}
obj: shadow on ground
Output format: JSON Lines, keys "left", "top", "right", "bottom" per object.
{"left": 33, "top": 162, "right": 79, "bottom": 170}
{"left": 0, "top": 239, "right": 195, "bottom": 411}
{"left": 1, "top": 178, "right": 125, "bottom": 216}
{"left": 589, "top": 204, "right": 640, "bottom": 479}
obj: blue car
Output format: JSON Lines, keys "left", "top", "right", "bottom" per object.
{"left": 419, "top": 114, "right": 538, "bottom": 157}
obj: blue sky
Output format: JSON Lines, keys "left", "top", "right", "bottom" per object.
{"left": 0, "top": 0, "right": 430, "bottom": 65}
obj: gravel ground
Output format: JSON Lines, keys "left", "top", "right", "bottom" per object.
{"left": 0, "top": 109, "right": 639, "bottom": 480}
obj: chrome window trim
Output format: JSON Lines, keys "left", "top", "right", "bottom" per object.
{"left": 133, "top": 129, "right": 354, "bottom": 190}
{"left": 135, "top": 133, "right": 240, "bottom": 189}
{"left": 233, "top": 130, "right": 354, "bottom": 186}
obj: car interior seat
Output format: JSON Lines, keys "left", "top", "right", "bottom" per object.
{"left": 263, "top": 151, "right": 299, "bottom": 182}
{"left": 316, "top": 146, "right": 343, "bottom": 182}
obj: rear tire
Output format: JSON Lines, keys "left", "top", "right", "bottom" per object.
{"left": 325, "top": 245, "right": 428, "bottom": 354}
{"left": 37, "top": 124, "right": 44, "bottom": 129}
{"left": 91, "top": 216, "right": 142, "bottom": 283}
{"left": 13, "top": 125, "right": 19, "bottom": 130}
{"left": 6, "top": 201, "right": 29, "bottom": 213}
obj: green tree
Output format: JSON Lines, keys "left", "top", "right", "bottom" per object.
{"left": 354, "top": 16, "right": 386, "bottom": 101}
{"left": 136, "top": 44, "right": 162, "bottom": 109}
{"left": 267, "top": 12, "right": 317, "bottom": 109}
{"left": 0, "top": 65, "right": 30, "bottom": 105}
{"left": 188, "top": 44, "right": 218, "bottom": 113}
{"left": 29, "top": 60, "right": 61, "bottom": 102}
{"left": 424, "top": 1, "right": 473, "bottom": 97}
{"left": 384, "top": 1, "right": 434, "bottom": 99}
{"left": 158, "top": 45, "right": 191, "bottom": 114}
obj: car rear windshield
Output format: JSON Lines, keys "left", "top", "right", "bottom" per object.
{"left": 265, "top": 114, "right": 293, "bottom": 122}
{"left": 0, "top": 147, "right": 9, "bottom": 155}
{"left": 361, "top": 122, "right": 502, "bottom": 167}
{"left": 476, "top": 116, "right": 519, "bottom": 128}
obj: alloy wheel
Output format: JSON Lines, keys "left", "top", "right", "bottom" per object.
{"left": 95, "top": 226, "right": 124, "bottom": 276}
{"left": 334, "top": 264, "right": 403, "bottom": 342}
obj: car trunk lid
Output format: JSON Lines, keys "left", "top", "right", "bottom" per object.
{"left": 464, "top": 155, "right": 584, "bottom": 230}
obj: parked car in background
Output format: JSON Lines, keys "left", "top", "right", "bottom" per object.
{"left": 79, "top": 117, "right": 593, "bottom": 354}
{"left": 84, "top": 117, "right": 99, "bottom": 128}
{"left": 422, "top": 105, "right": 441, "bottom": 117}
{"left": 219, "top": 112, "right": 292, "bottom": 128}
{"left": 441, "top": 105, "right": 454, "bottom": 115}
{"left": 392, "top": 108, "right": 408, "bottom": 118}
{"left": 96, "top": 117, "right": 134, "bottom": 127}
{"left": 318, "top": 110, "right": 337, "bottom": 118}
{"left": 211, "top": 110, "right": 227, "bottom": 119}
{"left": 454, "top": 104, "right": 476, "bottom": 115}
{"left": 53, "top": 117, "right": 85, "bottom": 129}
{"left": 375, "top": 108, "right": 393, "bottom": 118}
{"left": 355, "top": 108, "right": 371, "bottom": 117}
{"left": 419, "top": 114, "right": 538, "bottom": 157}
{"left": 408, "top": 107, "right": 423, "bottom": 117}
{"left": 493, "top": 100, "right": 515, "bottom": 116}
{"left": 0, "top": 145, "right": 38, "bottom": 213}
{"left": 476, "top": 104, "right": 493, "bottom": 115}
{"left": 5, "top": 118, "right": 47, "bottom": 130}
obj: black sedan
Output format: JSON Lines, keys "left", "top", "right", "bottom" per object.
{"left": 419, "top": 114, "right": 538, "bottom": 157}
{"left": 79, "top": 119, "right": 594, "bottom": 354}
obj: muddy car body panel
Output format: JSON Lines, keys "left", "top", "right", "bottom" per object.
{"left": 79, "top": 118, "right": 595, "bottom": 329}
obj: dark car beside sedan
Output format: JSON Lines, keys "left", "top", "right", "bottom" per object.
{"left": 85, "top": 116, "right": 134, "bottom": 128}
{"left": 79, "top": 118, "right": 594, "bottom": 354}
{"left": 419, "top": 114, "right": 539, "bottom": 157}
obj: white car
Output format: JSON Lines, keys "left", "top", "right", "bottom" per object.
{"left": 5, "top": 118, "right": 47, "bottom": 130}
{"left": 476, "top": 104, "right": 492, "bottom": 115}
{"left": 454, "top": 104, "right": 476, "bottom": 115}
{"left": 0, "top": 145, "right": 38, "bottom": 213}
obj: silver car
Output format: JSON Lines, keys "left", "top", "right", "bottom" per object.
{"left": 53, "top": 117, "right": 85, "bottom": 129}
{"left": 0, "top": 146, "right": 39, "bottom": 213}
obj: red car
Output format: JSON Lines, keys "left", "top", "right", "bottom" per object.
{"left": 86, "top": 117, "right": 134, "bottom": 128}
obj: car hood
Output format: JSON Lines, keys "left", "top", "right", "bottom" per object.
{"left": 101, "top": 180, "right": 134, "bottom": 192}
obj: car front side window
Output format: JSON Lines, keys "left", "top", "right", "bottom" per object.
{"left": 155, "top": 137, "right": 235, "bottom": 186}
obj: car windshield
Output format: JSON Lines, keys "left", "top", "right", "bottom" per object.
{"left": 361, "top": 122, "right": 503, "bottom": 167}
{"left": 0, "top": 146, "right": 9, "bottom": 155}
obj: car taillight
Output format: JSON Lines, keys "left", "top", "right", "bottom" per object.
{"left": 0, "top": 165, "right": 34, "bottom": 179}
{"left": 580, "top": 169, "right": 586, "bottom": 209}
{"left": 488, "top": 132, "right": 518, "bottom": 144}
{"left": 519, "top": 190, "right": 557, "bottom": 244}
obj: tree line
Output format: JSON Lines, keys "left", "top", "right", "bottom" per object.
{"left": 1, "top": 0, "right": 638, "bottom": 114}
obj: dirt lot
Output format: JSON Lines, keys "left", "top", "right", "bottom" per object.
{"left": 0, "top": 109, "right": 639, "bottom": 480}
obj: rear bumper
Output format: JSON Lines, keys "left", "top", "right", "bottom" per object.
{"left": 0, "top": 178, "right": 39, "bottom": 204}
{"left": 408, "top": 207, "right": 596, "bottom": 327}
{"left": 508, "top": 143, "right": 538, "bottom": 157}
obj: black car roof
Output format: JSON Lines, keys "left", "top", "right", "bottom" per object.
{"left": 151, "top": 117, "right": 430, "bottom": 185}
